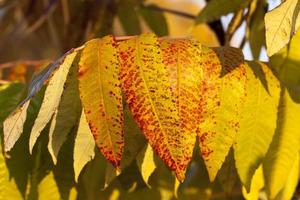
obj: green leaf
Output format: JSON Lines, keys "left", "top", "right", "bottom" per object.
{"left": 104, "top": 163, "right": 119, "bottom": 190}
{"left": 76, "top": 151, "right": 107, "bottom": 200}
{"left": 248, "top": 0, "right": 266, "bottom": 59}
{"left": 217, "top": 149, "right": 239, "bottom": 195}
{"left": 0, "top": 83, "right": 25, "bottom": 199}
{"left": 270, "top": 28, "right": 300, "bottom": 102}
{"left": 0, "top": 82, "right": 25, "bottom": 153}
{"left": 53, "top": 126, "right": 77, "bottom": 200}
{"left": 74, "top": 111, "right": 95, "bottom": 182}
{"left": 139, "top": 4, "right": 168, "bottom": 36}
{"left": 118, "top": 4, "right": 141, "bottom": 35}
{"left": 48, "top": 54, "right": 81, "bottom": 164}
{"left": 196, "top": 0, "right": 251, "bottom": 23}
{"left": 136, "top": 144, "right": 156, "bottom": 187}
{"left": 263, "top": 89, "right": 300, "bottom": 199}
{"left": 0, "top": 83, "right": 24, "bottom": 122}
{"left": 265, "top": 0, "right": 300, "bottom": 56}
{"left": 29, "top": 51, "right": 77, "bottom": 153}
{"left": 234, "top": 61, "right": 280, "bottom": 191}
{"left": 120, "top": 105, "right": 146, "bottom": 169}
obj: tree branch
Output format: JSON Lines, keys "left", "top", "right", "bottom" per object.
{"left": 140, "top": 4, "right": 196, "bottom": 19}
{"left": 140, "top": 3, "right": 226, "bottom": 45}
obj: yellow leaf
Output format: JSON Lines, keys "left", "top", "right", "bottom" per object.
{"left": 136, "top": 144, "right": 156, "bottom": 187}
{"left": 198, "top": 46, "right": 246, "bottom": 181}
{"left": 78, "top": 36, "right": 124, "bottom": 169}
{"left": 270, "top": 28, "right": 300, "bottom": 102}
{"left": 275, "top": 153, "right": 299, "bottom": 200}
{"left": 191, "top": 24, "right": 220, "bottom": 47}
{"left": 174, "top": 177, "right": 180, "bottom": 198}
{"left": 242, "top": 166, "right": 264, "bottom": 200}
{"left": 263, "top": 89, "right": 300, "bottom": 199}
{"left": 29, "top": 51, "right": 77, "bottom": 153}
{"left": 0, "top": 137, "right": 23, "bottom": 199}
{"left": 4, "top": 100, "right": 30, "bottom": 152}
{"left": 73, "top": 111, "right": 95, "bottom": 182}
{"left": 119, "top": 33, "right": 203, "bottom": 181}
{"left": 234, "top": 61, "right": 280, "bottom": 190}
{"left": 38, "top": 172, "right": 60, "bottom": 200}
{"left": 48, "top": 55, "right": 81, "bottom": 164}
{"left": 265, "top": 0, "right": 300, "bottom": 56}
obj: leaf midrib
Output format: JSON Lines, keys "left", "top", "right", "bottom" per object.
{"left": 135, "top": 37, "right": 179, "bottom": 170}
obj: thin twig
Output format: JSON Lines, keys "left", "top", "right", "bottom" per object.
{"left": 0, "top": 60, "right": 49, "bottom": 69}
{"left": 140, "top": 4, "right": 196, "bottom": 19}
{"left": 61, "top": 0, "right": 70, "bottom": 25}
{"left": 24, "top": 0, "right": 58, "bottom": 36}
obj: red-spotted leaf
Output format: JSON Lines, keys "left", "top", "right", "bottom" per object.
{"left": 78, "top": 36, "right": 124, "bottom": 169}
{"left": 119, "top": 33, "right": 203, "bottom": 181}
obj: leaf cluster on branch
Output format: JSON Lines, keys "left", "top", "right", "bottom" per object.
{"left": 3, "top": 32, "right": 300, "bottom": 200}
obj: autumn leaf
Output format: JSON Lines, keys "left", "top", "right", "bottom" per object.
{"left": 263, "top": 89, "right": 300, "bottom": 199}
{"left": 198, "top": 46, "right": 246, "bottom": 181}
{"left": 136, "top": 144, "right": 156, "bottom": 187}
{"left": 48, "top": 54, "right": 81, "bottom": 164}
{"left": 242, "top": 166, "right": 264, "bottom": 200}
{"left": 265, "top": 0, "right": 300, "bottom": 56}
{"left": 3, "top": 100, "right": 31, "bottom": 152}
{"left": 234, "top": 61, "right": 280, "bottom": 191}
{"left": 119, "top": 33, "right": 203, "bottom": 181}
{"left": 274, "top": 153, "right": 299, "bottom": 200}
{"left": 74, "top": 111, "right": 95, "bottom": 182}
{"left": 29, "top": 51, "right": 77, "bottom": 153}
{"left": 78, "top": 36, "right": 124, "bottom": 169}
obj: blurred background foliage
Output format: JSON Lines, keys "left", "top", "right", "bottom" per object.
{"left": 0, "top": 0, "right": 299, "bottom": 199}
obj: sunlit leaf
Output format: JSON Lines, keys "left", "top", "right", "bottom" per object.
{"left": 270, "top": 28, "right": 300, "bottom": 102}
{"left": 198, "top": 46, "right": 246, "bottom": 181}
{"left": 48, "top": 54, "right": 81, "bottom": 164}
{"left": 74, "top": 111, "right": 95, "bottom": 182}
{"left": 0, "top": 147, "right": 23, "bottom": 200}
{"left": 265, "top": 0, "right": 300, "bottom": 56}
{"left": 263, "top": 89, "right": 300, "bottom": 199}
{"left": 38, "top": 172, "right": 60, "bottom": 200}
{"left": 0, "top": 83, "right": 24, "bottom": 199}
{"left": 136, "top": 144, "right": 156, "bottom": 187}
{"left": 234, "top": 61, "right": 280, "bottom": 191}
{"left": 4, "top": 100, "right": 30, "bottom": 152}
{"left": 242, "top": 166, "right": 264, "bottom": 200}
{"left": 119, "top": 33, "right": 203, "bottom": 181}
{"left": 191, "top": 24, "right": 220, "bottom": 47}
{"left": 29, "top": 51, "right": 77, "bottom": 153}
{"left": 78, "top": 37, "right": 124, "bottom": 169}
{"left": 274, "top": 153, "right": 299, "bottom": 200}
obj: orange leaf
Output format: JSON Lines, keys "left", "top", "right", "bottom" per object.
{"left": 78, "top": 36, "right": 124, "bottom": 169}
{"left": 119, "top": 34, "right": 203, "bottom": 181}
